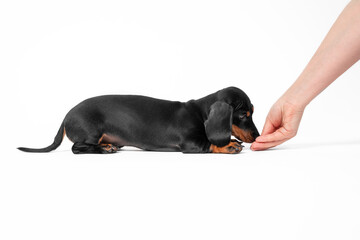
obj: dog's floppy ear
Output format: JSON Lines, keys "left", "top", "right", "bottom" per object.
{"left": 204, "top": 101, "right": 233, "bottom": 147}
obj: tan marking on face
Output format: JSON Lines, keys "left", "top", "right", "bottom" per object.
{"left": 246, "top": 111, "right": 250, "bottom": 117}
{"left": 232, "top": 125, "right": 256, "bottom": 143}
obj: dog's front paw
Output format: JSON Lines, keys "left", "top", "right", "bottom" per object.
{"left": 211, "top": 140, "right": 243, "bottom": 154}
{"left": 228, "top": 140, "right": 243, "bottom": 153}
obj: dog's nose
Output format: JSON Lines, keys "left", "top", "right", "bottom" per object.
{"left": 253, "top": 129, "right": 260, "bottom": 140}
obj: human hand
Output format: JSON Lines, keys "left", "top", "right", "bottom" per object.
{"left": 251, "top": 99, "right": 304, "bottom": 151}
{"left": 252, "top": 0, "right": 360, "bottom": 151}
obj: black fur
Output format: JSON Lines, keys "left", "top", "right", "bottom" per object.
{"left": 18, "top": 87, "right": 259, "bottom": 154}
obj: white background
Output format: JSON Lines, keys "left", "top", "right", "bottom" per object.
{"left": 1, "top": 0, "right": 360, "bottom": 239}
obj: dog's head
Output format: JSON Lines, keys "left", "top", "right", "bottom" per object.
{"left": 204, "top": 87, "right": 260, "bottom": 146}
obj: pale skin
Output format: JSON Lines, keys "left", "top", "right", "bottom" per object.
{"left": 251, "top": 0, "right": 360, "bottom": 151}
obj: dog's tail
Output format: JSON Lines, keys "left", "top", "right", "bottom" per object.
{"left": 18, "top": 122, "right": 65, "bottom": 153}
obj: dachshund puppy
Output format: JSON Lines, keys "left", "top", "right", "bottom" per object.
{"left": 18, "top": 87, "right": 259, "bottom": 154}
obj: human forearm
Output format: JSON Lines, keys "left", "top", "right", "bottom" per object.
{"left": 283, "top": 0, "right": 360, "bottom": 109}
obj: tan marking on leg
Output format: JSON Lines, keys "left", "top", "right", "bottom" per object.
{"left": 98, "top": 134, "right": 105, "bottom": 144}
{"left": 100, "top": 143, "right": 120, "bottom": 153}
{"left": 210, "top": 140, "right": 242, "bottom": 154}
{"left": 99, "top": 133, "right": 126, "bottom": 146}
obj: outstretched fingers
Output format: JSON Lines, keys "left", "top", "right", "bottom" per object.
{"left": 251, "top": 127, "right": 295, "bottom": 151}
{"left": 251, "top": 139, "right": 287, "bottom": 151}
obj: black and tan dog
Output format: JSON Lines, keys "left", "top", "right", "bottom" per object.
{"left": 18, "top": 87, "right": 259, "bottom": 154}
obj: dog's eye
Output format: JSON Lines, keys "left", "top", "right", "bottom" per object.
{"left": 239, "top": 113, "right": 247, "bottom": 119}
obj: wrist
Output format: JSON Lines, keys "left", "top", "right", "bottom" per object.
{"left": 280, "top": 86, "right": 309, "bottom": 112}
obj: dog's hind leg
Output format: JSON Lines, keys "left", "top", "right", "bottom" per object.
{"left": 72, "top": 142, "right": 120, "bottom": 154}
